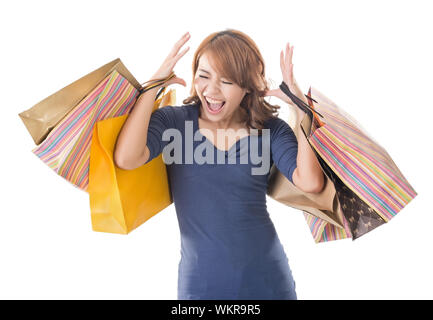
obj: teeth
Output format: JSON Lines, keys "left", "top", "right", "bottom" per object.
{"left": 206, "top": 97, "right": 224, "bottom": 104}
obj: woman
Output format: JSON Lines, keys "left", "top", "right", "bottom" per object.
{"left": 114, "top": 29, "right": 324, "bottom": 300}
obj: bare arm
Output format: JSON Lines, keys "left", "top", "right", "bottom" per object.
{"left": 265, "top": 42, "right": 325, "bottom": 193}
{"left": 291, "top": 92, "right": 325, "bottom": 193}
{"left": 113, "top": 32, "right": 191, "bottom": 170}
{"left": 113, "top": 86, "right": 160, "bottom": 170}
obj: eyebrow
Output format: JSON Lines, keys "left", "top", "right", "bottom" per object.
{"left": 198, "top": 68, "right": 211, "bottom": 74}
{"left": 197, "top": 68, "right": 231, "bottom": 81}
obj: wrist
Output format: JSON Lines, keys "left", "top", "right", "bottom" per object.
{"left": 150, "top": 71, "right": 175, "bottom": 83}
{"left": 289, "top": 83, "right": 303, "bottom": 98}
{"left": 140, "top": 72, "right": 175, "bottom": 94}
{"left": 295, "top": 108, "right": 306, "bottom": 119}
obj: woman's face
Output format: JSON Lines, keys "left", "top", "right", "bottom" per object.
{"left": 194, "top": 52, "right": 248, "bottom": 122}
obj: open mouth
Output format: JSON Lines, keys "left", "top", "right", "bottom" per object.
{"left": 204, "top": 97, "right": 225, "bottom": 114}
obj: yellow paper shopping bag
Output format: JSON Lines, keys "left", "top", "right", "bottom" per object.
{"left": 88, "top": 89, "right": 175, "bottom": 234}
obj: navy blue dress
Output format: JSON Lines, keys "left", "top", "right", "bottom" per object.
{"left": 145, "top": 102, "right": 298, "bottom": 300}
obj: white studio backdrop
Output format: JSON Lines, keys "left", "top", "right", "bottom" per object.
{"left": 1, "top": 0, "right": 431, "bottom": 299}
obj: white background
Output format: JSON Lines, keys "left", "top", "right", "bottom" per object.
{"left": 1, "top": 0, "right": 431, "bottom": 299}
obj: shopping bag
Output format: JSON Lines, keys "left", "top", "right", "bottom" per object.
{"left": 267, "top": 102, "right": 352, "bottom": 242}
{"left": 277, "top": 84, "right": 417, "bottom": 241}
{"left": 31, "top": 69, "right": 140, "bottom": 191}
{"left": 18, "top": 58, "right": 141, "bottom": 145}
{"left": 88, "top": 89, "right": 175, "bottom": 234}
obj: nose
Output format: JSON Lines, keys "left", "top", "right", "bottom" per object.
{"left": 203, "top": 78, "right": 222, "bottom": 96}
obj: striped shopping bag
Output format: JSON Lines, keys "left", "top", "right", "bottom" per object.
{"left": 32, "top": 70, "right": 140, "bottom": 191}
{"left": 293, "top": 86, "right": 417, "bottom": 241}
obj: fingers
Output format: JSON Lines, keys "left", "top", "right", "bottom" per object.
{"left": 290, "top": 45, "right": 294, "bottom": 65}
{"left": 166, "top": 77, "right": 187, "bottom": 87}
{"left": 174, "top": 76, "right": 187, "bottom": 87}
{"left": 280, "top": 50, "right": 285, "bottom": 72}
{"left": 265, "top": 88, "right": 291, "bottom": 104}
{"left": 285, "top": 42, "right": 293, "bottom": 67}
{"left": 265, "top": 88, "right": 278, "bottom": 97}
{"left": 174, "top": 45, "right": 190, "bottom": 64}
{"left": 280, "top": 42, "right": 294, "bottom": 71}
{"left": 170, "top": 32, "right": 191, "bottom": 58}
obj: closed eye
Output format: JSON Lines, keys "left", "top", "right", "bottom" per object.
{"left": 199, "top": 75, "right": 232, "bottom": 85}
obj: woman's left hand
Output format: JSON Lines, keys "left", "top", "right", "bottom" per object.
{"left": 265, "top": 42, "right": 302, "bottom": 105}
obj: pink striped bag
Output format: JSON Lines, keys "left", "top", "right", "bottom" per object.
{"left": 18, "top": 58, "right": 141, "bottom": 145}
{"left": 31, "top": 70, "right": 140, "bottom": 191}
{"left": 299, "top": 87, "right": 417, "bottom": 242}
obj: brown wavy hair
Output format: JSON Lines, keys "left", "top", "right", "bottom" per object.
{"left": 182, "top": 29, "right": 281, "bottom": 133}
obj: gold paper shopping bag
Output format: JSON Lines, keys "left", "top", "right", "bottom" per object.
{"left": 267, "top": 108, "right": 347, "bottom": 234}
{"left": 19, "top": 58, "right": 141, "bottom": 145}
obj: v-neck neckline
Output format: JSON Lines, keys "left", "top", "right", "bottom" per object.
{"left": 193, "top": 103, "right": 250, "bottom": 154}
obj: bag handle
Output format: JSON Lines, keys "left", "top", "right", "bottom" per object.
{"left": 279, "top": 81, "right": 324, "bottom": 120}
{"left": 135, "top": 71, "right": 176, "bottom": 102}
{"left": 307, "top": 87, "right": 325, "bottom": 127}
{"left": 140, "top": 72, "right": 176, "bottom": 93}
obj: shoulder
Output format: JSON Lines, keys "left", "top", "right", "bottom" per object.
{"left": 155, "top": 103, "right": 198, "bottom": 120}
{"left": 151, "top": 103, "right": 198, "bottom": 127}
{"left": 178, "top": 102, "right": 199, "bottom": 120}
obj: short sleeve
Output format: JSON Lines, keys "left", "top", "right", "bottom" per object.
{"left": 268, "top": 117, "right": 298, "bottom": 183}
{"left": 145, "top": 105, "right": 177, "bottom": 164}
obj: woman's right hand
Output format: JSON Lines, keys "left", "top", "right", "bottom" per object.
{"left": 150, "top": 32, "right": 191, "bottom": 87}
